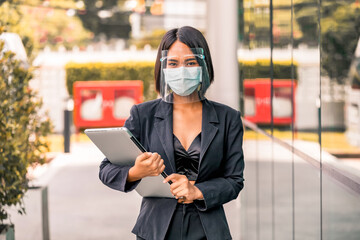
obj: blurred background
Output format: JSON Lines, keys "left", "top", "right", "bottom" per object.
{"left": 1, "top": 0, "right": 360, "bottom": 239}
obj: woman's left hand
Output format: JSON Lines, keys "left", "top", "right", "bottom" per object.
{"left": 163, "top": 174, "right": 203, "bottom": 203}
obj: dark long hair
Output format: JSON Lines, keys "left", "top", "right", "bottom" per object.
{"left": 154, "top": 26, "right": 214, "bottom": 93}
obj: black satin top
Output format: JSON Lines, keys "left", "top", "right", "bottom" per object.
{"left": 173, "top": 132, "right": 201, "bottom": 181}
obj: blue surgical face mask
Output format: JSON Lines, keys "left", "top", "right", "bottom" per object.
{"left": 163, "top": 67, "right": 202, "bottom": 96}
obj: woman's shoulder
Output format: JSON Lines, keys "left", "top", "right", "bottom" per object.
{"left": 206, "top": 99, "right": 243, "bottom": 129}
{"left": 207, "top": 99, "right": 241, "bottom": 117}
{"left": 133, "top": 98, "right": 162, "bottom": 113}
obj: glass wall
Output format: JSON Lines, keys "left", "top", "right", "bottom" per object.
{"left": 239, "top": 0, "right": 360, "bottom": 239}
{"left": 320, "top": 0, "right": 360, "bottom": 239}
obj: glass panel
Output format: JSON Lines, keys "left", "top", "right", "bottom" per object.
{"left": 254, "top": 1, "right": 273, "bottom": 239}
{"left": 252, "top": 0, "right": 273, "bottom": 239}
{"left": 80, "top": 90, "right": 103, "bottom": 120}
{"left": 244, "top": 87, "right": 256, "bottom": 116}
{"left": 293, "top": 156, "right": 321, "bottom": 239}
{"left": 293, "top": 0, "right": 322, "bottom": 238}
{"left": 320, "top": 0, "right": 360, "bottom": 239}
{"left": 239, "top": 0, "right": 274, "bottom": 238}
{"left": 273, "top": 86, "right": 292, "bottom": 118}
{"left": 113, "top": 89, "right": 136, "bottom": 119}
{"left": 272, "top": 1, "right": 293, "bottom": 239}
{"left": 240, "top": 129, "right": 262, "bottom": 240}
{"left": 257, "top": 139, "right": 273, "bottom": 240}
{"left": 239, "top": 0, "right": 265, "bottom": 239}
{"left": 322, "top": 174, "right": 360, "bottom": 239}
{"left": 240, "top": 0, "right": 324, "bottom": 239}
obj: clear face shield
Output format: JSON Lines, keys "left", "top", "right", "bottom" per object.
{"left": 160, "top": 48, "right": 210, "bottom": 103}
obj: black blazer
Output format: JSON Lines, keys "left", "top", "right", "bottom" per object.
{"left": 99, "top": 98, "right": 245, "bottom": 240}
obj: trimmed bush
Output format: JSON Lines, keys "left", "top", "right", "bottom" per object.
{"left": 65, "top": 60, "right": 297, "bottom": 102}
{"left": 65, "top": 62, "right": 157, "bottom": 101}
{"left": 239, "top": 59, "right": 298, "bottom": 80}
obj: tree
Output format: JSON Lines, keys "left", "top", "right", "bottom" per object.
{"left": 321, "top": 2, "right": 360, "bottom": 84}
{"left": 0, "top": 0, "right": 93, "bottom": 56}
{"left": 293, "top": 0, "right": 319, "bottom": 46}
{"left": 0, "top": 29, "right": 52, "bottom": 223}
{"left": 129, "top": 29, "right": 166, "bottom": 49}
{"left": 294, "top": 0, "right": 360, "bottom": 84}
{"left": 78, "top": 0, "right": 131, "bottom": 40}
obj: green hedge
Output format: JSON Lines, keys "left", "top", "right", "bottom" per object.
{"left": 239, "top": 59, "right": 298, "bottom": 80}
{"left": 65, "top": 62, "right": 157, "bottom": 101}
{"left": 65, "top": 60, "right": 297, "bottom": 101}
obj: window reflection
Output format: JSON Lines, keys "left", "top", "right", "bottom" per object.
{"left": 113, "top": 89, "right": 136, "bottom": 119}
{"left": 80, "top": 90, "right": 103, "bottom": 120}
{"left": 273, "top": 85, "right": 292, "bottom": 118}
{"left": 244, "top": 87, "right": 256, "bottom": 116}
{"left": 240, "top": 0, "right": 360, "bottom": 238}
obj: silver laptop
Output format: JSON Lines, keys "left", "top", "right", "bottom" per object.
{"left": 85, "top": 127, "right": 174, "bottom": 198}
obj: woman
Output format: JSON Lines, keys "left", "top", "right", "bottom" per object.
{"left": 99, "top": 26, "right": 244, "bottom": 240}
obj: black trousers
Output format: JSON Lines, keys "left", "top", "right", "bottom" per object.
{"left": 136, "top": 203, "right": 207, "bottom": 240}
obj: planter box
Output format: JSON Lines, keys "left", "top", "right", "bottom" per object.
{"left": 0, "top": 225, "right": 14, "bottom": 240}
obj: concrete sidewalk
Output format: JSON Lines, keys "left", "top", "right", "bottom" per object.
{"left": 6, "top": 142, "right": 142, "bottom": 239}
{"left": 6, "top": 142, "right": 241, "bottom": 240}
{"left": 5, "top": 138, "right": 360, "bottom": 239}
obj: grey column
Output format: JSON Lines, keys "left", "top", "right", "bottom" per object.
{"left": 205, "top": 0, "right": 239, "bottom": 110}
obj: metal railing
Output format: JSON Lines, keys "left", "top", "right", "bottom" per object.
{"left": 242, "top": 118, "right": 360, "bottom": 195}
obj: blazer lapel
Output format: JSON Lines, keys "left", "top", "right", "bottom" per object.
{"left": 154, "top": 100, "right": 176, "bottom": 172}
{"left": 200, "top": 99, "right": 219, "bottom": 167}
{"left": 153, "top": 99, "right": 219, "bottom": 174}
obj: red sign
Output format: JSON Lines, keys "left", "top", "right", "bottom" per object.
{"left": 244, "top": 79, "right": 296, "bottom": 125}
{"left": 73, "top": 80, "right": 143, "bottom": 131}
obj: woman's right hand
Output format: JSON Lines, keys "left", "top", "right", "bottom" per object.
{"left": 127, "top": 152, "right": 165, "bottom": 182}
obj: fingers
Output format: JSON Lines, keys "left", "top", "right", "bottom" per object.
{"left": 178, "top": 198, "right": 193, "bottom": 204}
{"left": 152, "top": 156, "right": 165, "bottom": 175}
{"left": 163, "top": 173, "right": 183, "bottom": 184}
{"left": 137, "top": 152, "right": 159, "bottom": 163}
{"left": 135, "top": 152, "right": 165, "bottom": 177}
{"left": 171, "top": 182, "right": 190, "bottom": 197}
{"left": 146, "top": 152, "right": 159, "bottom": 165}
{"left": 169, "top": 177, "right": 187, "bottom": 191}
{"left": 145, "top": 152, "right": 160, "bottom": 164}
{"left": 136, "top": 152, "right": 152, "bottom": 162}
{"left": 163, "top": 174, "right": 192, "bottom": 199}
{"left": 159, "top": 162, "right": 166, "bottom": 173}
{"left": 157, "top": 158, "right": 164, "bottom": 169}
{"left": 174, "top": 188, "right": 189, "bottom": 199}
{"left": 145, "top": 153, "right": 164, "bottom": 176}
